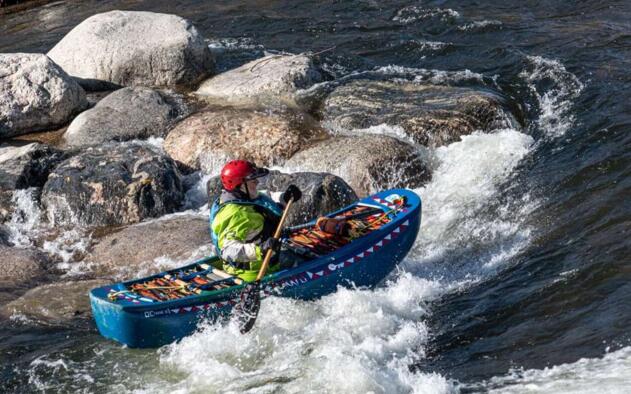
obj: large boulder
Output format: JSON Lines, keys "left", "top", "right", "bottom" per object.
{"left": 322, "top": 80, "right": 513, "bottom": 147}
{"left": 164, "top": 107, "right": 325, "bottom": 173}
{"left": 0, "top": 53, "right": 87, "bottom": 138}
{"left": 85, "top": 215, "right": 212, "bottom": 278}
{"left": 195, "top": 54, "right": 323, "bottom": 107}
{"left": 285, "top": 135, "right": 431, "bottom": 197}
{"left": 63, "top": 87, "right": 188, "bottom": 148}
{"left": 0, "top": 279, "right": 107, "bottom": 323}
{"left": 207, "top": 170, "right": 358, "bottom": 227}
{"left": 47, "top": 11, "right": 214, "bottom": 89}
{"left": 42, "top": 142, "right": 184, "bottom": 227}
{"left": 0, "top": 245, "right": 50, "bottom": 285}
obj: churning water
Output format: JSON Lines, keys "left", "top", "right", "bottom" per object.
{"left": 1, "top": 0, "right": 630, "bottom": 392}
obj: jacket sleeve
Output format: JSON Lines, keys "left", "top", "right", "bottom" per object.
{"left": 211, "top": 204, "right": 264, "bottom": 264}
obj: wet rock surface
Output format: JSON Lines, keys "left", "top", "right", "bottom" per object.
{"left": 41, "top": 142, "right": 184, "bottom": 227}
{"left": 63, "top": 87, "right": 188, "bottom": 148}
{"left": 0, "top": 53, "right": 87, "bottom": 138}
{"left": 164, "top": 107, "right": 324, "bottom": 172}
{"left": 207, "top": 170, "right": 358, "bottom": 226}
{"left": 0, "top": 143, "right": 67, "bottom": 190}
{"left": 285, "top": 134, "right": 431, "bottom": 196}
{"left": 323, "top": 80, "right": 513, "bottom": 147}
{"left": 195, "top": 54, "right": 322, "bottom": 107}
{"left": 47, "top": 10, "right": 214, "bottom": 89}
{"left": 85, "top": 215, "right": 211, "bottom": 278}
{"left": 0, "top": 279, "right": 108, "bottom": 323}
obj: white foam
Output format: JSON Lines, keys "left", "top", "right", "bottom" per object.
{"left": 519, "top": 56, "right": 584, "bottom": 138}
{"left": 464, "top": 346, "right": 631, "bottom": 393}
{"left": 393, "top": 6, "right": 460, "bottom": 25}
{"left": 7, "top": 188, "right": 42, "bottom": 247}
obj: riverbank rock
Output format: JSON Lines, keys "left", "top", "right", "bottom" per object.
{"left": 207, "top": 171, "right": 357, "bottom": 226}
{"left": 322, "top": 80, "right": 513, "bottom": 147}
{"left": 0, "top": 279, "right": 107, "bottom": 323}
{"left": 0, "top": 53, "right": 87, "bottom": 138}
{"left": 63, "top": 87, "right": 188, "bottom": 148}
{"left": 285, "top": 135, "right": 430, "bottom": 196}
{"left": 85, "top": 215, "right": 211, "bottom": 278}
{"left": 195, "top": 54, "right": 322, "bottom": 107}
{"left": 0, "top": 245, "right": 50, "bottom": 284}
{"left": 164, "top": 107, "right": 324, "bottom": 172}
{"left": 42, "top": 142, "right": 184, "bottom": 227}
{"left": 47, "top": 11, "right": 214, "bottom": 89}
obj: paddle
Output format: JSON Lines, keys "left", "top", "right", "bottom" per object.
{"left": 233, "top": 198, "right": 294, "bottom": 334}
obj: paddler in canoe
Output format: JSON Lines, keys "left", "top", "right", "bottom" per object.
{"left": 210, "top": 160, "right": 303, "bottom": 282}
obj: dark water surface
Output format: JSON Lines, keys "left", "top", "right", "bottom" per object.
{"left": 1, "top": 0, "right": 630, "bottom": 392}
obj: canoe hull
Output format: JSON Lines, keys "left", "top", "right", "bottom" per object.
{"left": 90, "top": 189, "right": 421, "bottom": 348}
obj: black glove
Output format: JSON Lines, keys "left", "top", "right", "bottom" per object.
{"left": 282, "top": 184, "right": 302, "bottom": 203}
{"left": 260, "top": 237, "right": 281, "bottom": 254}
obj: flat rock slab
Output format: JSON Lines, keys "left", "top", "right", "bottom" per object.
{"left": 207, "top": 170, "right": 357, "bottom": 227}
{"left": 0, "top": 279, "right": 107, "bottom": 324}
{"left": 164, "top": 107, "right": 324, "bottom": 172}
{"left": 63, "top": 87, "right": 188, "bottom": 148}
{"left": 323, "top": 80, "right": 514, "bottom": 147}
{"left": 42, "top": 142, "right": 184, "bottom": 228}
{"left": 47, "top": 11, "right": 214, "bottom": 89}
{"left": 0, "top": 53, "right": 87, "bottom": 138}
{"left": 285, "top": 135, "right": 431, "bottom": 197}
{"left": 85, "top": 215, "right": 211, "bottom": 279}
{"left": 196, "top": 54, "right": 322, "bottom": 107}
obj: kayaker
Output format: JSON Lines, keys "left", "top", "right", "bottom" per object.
{"left": 210, "top": 160, "right": 302, "bottom": 282}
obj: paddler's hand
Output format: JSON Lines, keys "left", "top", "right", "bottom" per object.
{"left": 261, "top": 237, "right": 281, "bottom": 254}
{"left": 282, "top": 184, "right": 302, "bottom": 203}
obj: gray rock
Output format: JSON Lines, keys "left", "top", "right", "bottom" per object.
{"left": 63, "top": 87, "right": 188, "bottom": 148}
{"left": 0, "top": 225, "right": 10, "bottom": 246}
{"left": 0, "top": 279, "right": 107, "bottom": 323}
{"left": 323, "top": 80, "right": 514, "bottom": 147}
{"left": 207, "top": 170, "right": 358, "bottom": 227}
{"left": 42, "top": 142, "right": 184, "bottom": 227}
{"left": 0, "top": 53, "right": 87, "bottom": 138}
{"left": 285, "top": 135, "right": 431, "bottom": 197}
{"left": 47, "top": 11, "right": 214, "bottom": 89}
{"left": 164, "top": 107, "right": 325, "bottom": 172}
{"left": 195, "top": 54, "right": 323, "bottom": 107}
{"left": 0, "top": 245, "right": 49, "bottom": 284}
{"left": 85, "top": 215, "right": 211, "bottom": 278}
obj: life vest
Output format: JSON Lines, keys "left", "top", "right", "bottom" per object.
{"left": 209, "top": 192, "right": 283, "bottom": 253}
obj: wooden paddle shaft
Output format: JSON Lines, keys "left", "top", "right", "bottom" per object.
{"left": 256, "top": 199, "right": 294, "bottom": 282}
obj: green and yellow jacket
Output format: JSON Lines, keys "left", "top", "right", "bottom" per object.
{"left": 210, "top": 190, "right": 283, "bottom": 282}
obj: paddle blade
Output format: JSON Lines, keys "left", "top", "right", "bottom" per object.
{"left": 233, "top": 281, "right": 261, "bottom": 334}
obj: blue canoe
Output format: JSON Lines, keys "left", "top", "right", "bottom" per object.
{"left": 90, "top": 189, "right": 421, "bottom": 348}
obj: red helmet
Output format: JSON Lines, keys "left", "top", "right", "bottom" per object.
{"left": 220, "top": 160, "right": 269, "bottom": 191}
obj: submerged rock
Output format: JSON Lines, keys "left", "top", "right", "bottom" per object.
{"left": 285, "top": 135, "right": 431, "bottom": 197}
{"left": 0, "top": 53, "right": 87, "bottom": 138}
{"left": 164, "top": 107, "right": 324, "bottom": 172}
{"left": 0, "top": 279, "right": 107, "bottom": 323}
{"left": 42, "top": 142, "right": 184, "bottom": 227}
{"left": 195, "top": 54, "right": 322, "bottom": 107}
{"left": 0, "top": 245, "right": 50, "bottom": 284}
{"left": 86, "top": 215, "right": 211, "bottom": 278}
{"left": 207, "top": 170, "right": 358, "bottom": 226}
{"left": 47, "top": 11, "right": 214, "bottom": 89}
{"left": 323, "top": 80, "right": 513, "bottom": 147}
{"left": 63, "top": 87, "right": 188, "bottom": 148}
